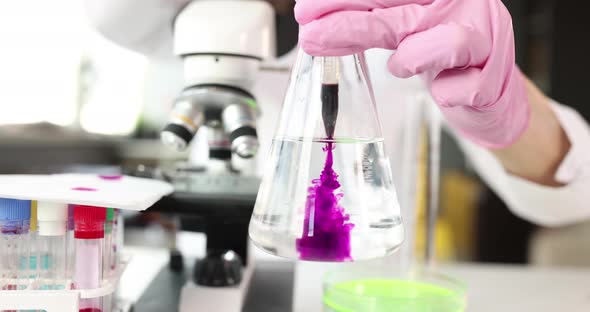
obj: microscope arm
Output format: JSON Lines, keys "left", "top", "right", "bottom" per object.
{"left": 82, "top": 0, "right": 190, "bottom": 58}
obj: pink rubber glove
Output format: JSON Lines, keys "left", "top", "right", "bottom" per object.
{"left": 296, "top": 0, "right": 530, "bottom": 148}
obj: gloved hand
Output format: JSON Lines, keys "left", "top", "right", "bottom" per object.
{"left": 295, "top": 0, "right": 530, "bottom": 148}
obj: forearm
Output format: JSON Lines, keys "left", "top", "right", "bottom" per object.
{"left": 491, "top": 76, "right": 571, "bottom": 186}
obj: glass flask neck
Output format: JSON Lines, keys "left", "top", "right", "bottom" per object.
{"left": 274, "top": 49, "right": 384, "bottom": 142}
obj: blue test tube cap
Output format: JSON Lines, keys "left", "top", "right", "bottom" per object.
{"left": 0, "top": 198, "right": 32, "bottom": 221}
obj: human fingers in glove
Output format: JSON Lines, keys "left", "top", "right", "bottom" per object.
{"left": 296, "top": 0, "right": 569, "bottom": 186}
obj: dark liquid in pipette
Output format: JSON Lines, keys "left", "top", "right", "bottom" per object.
{"left": 296, "top": 141, "right": 354, "bottom": 261}
{"left": 321, "top": 84, "right": 339, "bottom": 139}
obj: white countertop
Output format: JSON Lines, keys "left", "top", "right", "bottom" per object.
{"left": 120, "top": 245, "right": 590, "bottom": 311}
{"left": 446, "top": 264, "right": 590, "bottom": 311}
{"left": 294, "top": 261, "right": 590, "bottom": 312}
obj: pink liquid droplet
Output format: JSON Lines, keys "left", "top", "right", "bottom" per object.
{"left": 72, "top": 187, "right": 98, "bottom": 192}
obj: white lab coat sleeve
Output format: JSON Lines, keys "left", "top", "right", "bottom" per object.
{"left": 455, "top": 101, "right": 590, "bottom": 227}
{"left": 82, "top": 0, "right": 190, "bottom": 58}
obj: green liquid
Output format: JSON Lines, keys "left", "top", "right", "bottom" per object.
{"left": 324, "top": 279, "right": 465, "bottom": 312}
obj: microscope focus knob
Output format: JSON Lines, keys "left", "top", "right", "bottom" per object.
{"left": 194, "top": 250, "right": 243, "bottom": 287}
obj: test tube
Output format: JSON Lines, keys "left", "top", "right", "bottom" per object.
{"left": 74, "top": 205, "right": 107, "bottom": 312}
{"left": 0, "top": 198, "right": 31, "bottom": 291}
{"left": 37, "top": 201, "right": 68, "bottom": 290}
{"left": 103, "top": 208, "right": 115, "bottom": 278}
{"left": 66, "top": 204, "right": 76, "bottom": 288}
{"left": 29, "top": 200, "right": 39, "bottom": 281}
{"left": 103, "top": 209, "right": 119, "bottom": 312}
{"left": 112, "top": 209, "right": 120, "bottom": 272}
{"left": 115, "top": 209, "right": 123, "bottom": 265}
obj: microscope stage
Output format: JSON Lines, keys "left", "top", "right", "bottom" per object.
{"left": 149, "top": 173, "right": 260, "bottom": 218}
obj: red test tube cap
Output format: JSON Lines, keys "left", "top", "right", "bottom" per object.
{"left": 73, "top": 205, "right": 107, "bottom": 239}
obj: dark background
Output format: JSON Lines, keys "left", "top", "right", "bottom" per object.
{"left": 477, "top": 0, "right": 589, "bottom": 264}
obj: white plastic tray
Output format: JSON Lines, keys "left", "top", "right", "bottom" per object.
{"left": 0, "top": 174, "right": 173, "bottom": 211}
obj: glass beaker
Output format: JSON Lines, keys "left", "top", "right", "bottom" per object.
{"left": 249, "top": 49, "right": 404, "bottom": 262}
{"left": 320, "top": 96, "right": 461, "bottom": 312}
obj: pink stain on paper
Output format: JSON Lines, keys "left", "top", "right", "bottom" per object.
{"left": 72, "top": 187, "right": 98, "bottom": 192}
{"left": 79, "top": 309, "right": 102, "bottom": 312}
{"left": 99, "top": 175, "right": 123, "bottom": 181}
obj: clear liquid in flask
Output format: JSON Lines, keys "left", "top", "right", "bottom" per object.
{"left": 249, "top": 137, "right": 404, "bottom": 262}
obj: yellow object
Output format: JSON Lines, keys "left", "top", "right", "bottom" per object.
{"left": 415, "top": 218, "right": 455, "bottom": 261}
{"left": 414, "top": 127, "right": 455, "bottom": 261}
{"left": 413, "top": 126, "right": 482, "bottom": 261}
{"left": 442, "top": 172, "right": 481, "bottom": 259}
{"left": 30, "top": 200, "right": 38, "bottom": 232}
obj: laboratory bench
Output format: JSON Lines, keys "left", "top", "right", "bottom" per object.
{"left": 119, "top": 246, "right": 590, "bottom": 312}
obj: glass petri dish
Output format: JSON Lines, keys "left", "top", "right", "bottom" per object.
{"left": 323, "top": 268, "right": 466, "bottom": 312}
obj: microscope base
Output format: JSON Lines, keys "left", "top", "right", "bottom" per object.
{"left": 179, "top": 262, "right": 255, "bottom": 312}
{"left": 133, "top": 259, "right": 293, "bottom": 312}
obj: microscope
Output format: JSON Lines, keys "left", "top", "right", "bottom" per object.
{"left": 139, "top": 1, "right": 277, "bottom": 311}
{"left": 161, "top": 0, "right": 274, "bottom": 158}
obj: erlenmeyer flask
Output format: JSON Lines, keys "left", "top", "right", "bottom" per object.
{"left": 249, "top": 49, "right": 404, "bottom": 262}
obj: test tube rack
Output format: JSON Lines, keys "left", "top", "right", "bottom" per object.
{"left": 0, "top": 257, "right": 128, "bottom": 312}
